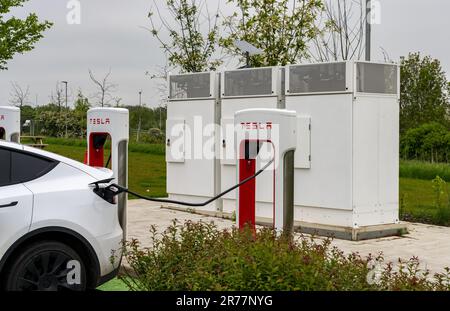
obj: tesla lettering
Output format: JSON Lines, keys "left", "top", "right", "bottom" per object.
{"left": 90, "top": 118, "right": 111, "bottom": 125}
{"left": 240, "top": 122, "right": 273, "bottom": 130}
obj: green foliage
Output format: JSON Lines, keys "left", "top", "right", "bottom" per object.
{"left": 120, "top": 221, "right": 450, "bottom": 291}
{"left": 221, "top": 0, "right": 324, "bottom": 67}
{"left": 401, "top": 122, "right": 450, "bottom": 163}
{"left": 400, "top": 177, "right": 450, "bottom": 226}
{"left": 35, "top": 109, "right": 85, "bottom": 138}
{"left": 432, "top": 176, "right": 450, "bottom": 225}
{"left": 127, "top": 105, "right": 166, "bottom": 134}
{"left": 19, "top": 103, "right": 166, "bottom": 141}
{"left": 148, "top": 0, "right": 222, "bottom": 72}
{"left": 0, "top": 0, "right": 53, "bottom": 70}
{"left": 400, "top": 53, "right": 450, "bottom": 134}
{"left": 400, "top": 160, "right": 450, "bottom": 182}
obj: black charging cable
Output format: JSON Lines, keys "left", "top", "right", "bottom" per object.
{"left": 90, "top": 158, "right": 274, "bottom": 207}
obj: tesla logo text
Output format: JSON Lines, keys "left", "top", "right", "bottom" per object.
{"left": 241, "top": 122, "right": 273, "bottom": 130}
{"left": 0, "top": 115, "right": 4, "bottom": 121}
{"left": 90, "top": 118, "right": 110, "bottom": 125}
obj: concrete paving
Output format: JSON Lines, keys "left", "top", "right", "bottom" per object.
{"left": 127, "top": 199, "right": 450, "bottom": 274}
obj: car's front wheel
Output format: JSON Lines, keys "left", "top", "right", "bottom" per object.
{"left": 4, "top": 241, "right": 87, "bottom": 291}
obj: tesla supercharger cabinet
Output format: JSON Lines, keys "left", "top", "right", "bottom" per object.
{"left": 235, "top": 109, "right": 296, "bottom": 233}
{"left": 221, "top": 67, "right": 285, "bottom": 216}
{"left": 166, "top": 72, "right": 222, "bottom": 211}
{"left": 0, "top": 106, "right": 20, "bottom": 142}
{"left": 285, "top": 61, "right": 401, "bottom": 236}
{"left": 87, "top": 107, "right": 129, "bottom": 238}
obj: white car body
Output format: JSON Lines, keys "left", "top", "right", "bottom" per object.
{"left": 0, "top": 141, "right": 123, "bottom": 289}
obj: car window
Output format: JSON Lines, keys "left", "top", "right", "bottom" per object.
{"left": 11, "top": 151, "right": 57, "bottom": 184}
{"left": 0, "top": 148, "right": 12, "bottom": 186}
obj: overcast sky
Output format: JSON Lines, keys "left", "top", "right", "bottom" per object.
{"left": 0, "top": 0, "right": 449, "bottom": 108}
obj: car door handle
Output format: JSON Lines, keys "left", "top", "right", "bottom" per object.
{"left": 0, "top": 201, "right": 18, "bottom": 208}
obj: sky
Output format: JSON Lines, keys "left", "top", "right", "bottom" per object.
{"left": 0, "top": 0, "right": 449, "bottom": 108}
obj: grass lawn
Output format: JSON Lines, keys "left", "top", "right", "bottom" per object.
{"left": 97, "top": 278, "right": 129, "bottom": 291}
{"left": 45, "top": 143, "right": 167, "bottom": 198}
{"left": 400, "top": 178, "right": 449, "bottom": 224}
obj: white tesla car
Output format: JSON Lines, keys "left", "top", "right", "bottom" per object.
{"left": 0, "top": 141, "right": 123, "bottom": 291}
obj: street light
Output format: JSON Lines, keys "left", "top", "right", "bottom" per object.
{"left": 365, "top": 0, "right": 371, "bottom": 61}
{"left": 61, "top": 81, "right": 68, "bottom": 138}
{"left": 137, "top": 90, "right": 142, "bottom": 143}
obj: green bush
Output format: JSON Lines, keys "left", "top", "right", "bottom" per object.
{"left": 400, "top": 160, "right": 450, "bottom": 182}
{"left": 401, "top": 122, "right": 450, "bottom": 163}
{"left": 432, "top": 176, "right": 450, "bottom": 226}
{"left": 120, "top": 221, "right": 450, "bottom": 291}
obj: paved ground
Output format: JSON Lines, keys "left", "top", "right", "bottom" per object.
{"left": 128, "top": 199, "right": 450, "bottom": 274}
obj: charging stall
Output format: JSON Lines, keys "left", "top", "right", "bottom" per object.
{"left": 163, "top": 62, "right": 403, "bottom": 239}
{"left": 221, "top": 67, "right": 285, "bottom": 216}
{"left": 86, "top": 107, "right": 129, "bottom": 236}
{"left": 285, "top": 61, "right": 400, "bottom": 229}
{"left": 0, "top": 106, "right": 20, "bottom": 142}
{"left": 235, "top": 108, "right": 296, "bottom": 233}
{"left": 166, "top": 72, "right": 222, "bottom": 211}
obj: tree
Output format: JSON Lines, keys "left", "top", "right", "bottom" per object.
{"left": 88, "top": 69, "right": 117, "bottom": 107}
{"left": 50, "top": 81, "right": 65, "bottom": 111}
{"left": 73, "top": 89, "right": 90, "bottom": 137}
{"left": 400, "top": 53, "right": 450, "bottom": 134}
{"left": 0, "top": 0, "right": 52, "bottom": 70}
{"left": 10, "top": 81, "right": 30, "bottom": 107}
{"left": 147, "top": 64, "right": 170, "bottom": 105}
{"left": 221, "top": 0, "right": 324, "bottom": 67}
{"left": 74, "top": 89, "right": 90, "bottom": 113}
{"left": 311, "top": 0, "right": 365, "bottom": 61}
{"left": 113, "top": 97, "right": 123, "bottom": 107}
{"left": 147, "top": 0, "right": 222, "bottom": 72}
{"left": 401, "top": 122, "right": 450, "bottom": 163}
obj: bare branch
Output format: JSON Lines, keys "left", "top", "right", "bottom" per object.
{"left": 88, "top": 69, "right": 117, "bottom": 107}
{"left": 9, "top": 82, "right": 30, "bottom": 108}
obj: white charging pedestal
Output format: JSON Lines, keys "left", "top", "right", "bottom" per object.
{"left": 86, "top": 108, "right": 129, "bottom": 238}
{"left": 0, "top": 106, "right": 20, "bottom": 142}
{"left": 235, "top": 108, "right": 296, "bottom": 233}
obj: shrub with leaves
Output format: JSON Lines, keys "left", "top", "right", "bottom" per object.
{"left": 432, "top": 176, "right": 450, "bottom": 226}
{"left": 401, "top": 122, "right": 450, "bottom": 163}
{"left": 120, "top": 221, "right": 450, "bottom": 291}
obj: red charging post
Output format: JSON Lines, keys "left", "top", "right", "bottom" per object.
{"left": 238, "top": 145, "right": 256, "bottom": 229}
{"left": 88, "top": 133, "right": 108, "bottom": 167}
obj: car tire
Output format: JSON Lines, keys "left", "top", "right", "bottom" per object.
{"left": 4, "top": 240, "right": 87, "bottom": 291}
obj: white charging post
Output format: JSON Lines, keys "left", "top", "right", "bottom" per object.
{"left": 86, "top": 108, "right": 129, "bottom": 237}
{"left": 221, "top": 67, "right": 285, "bottom": 216}
{"left": 0, "top": 106, "right": 20, "bottom": 143}
{"left": 235, "top": 108, "right": 296, "bottom": 233}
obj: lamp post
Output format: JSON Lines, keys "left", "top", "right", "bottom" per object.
{"left": 62, "top": 81, "right": 68, "bottom": 138}
{"left": 365, "top": 0, "right": 371, "bottom": 61}
{"left": 137, "top": 91, "right": 142, "bottom": 142}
